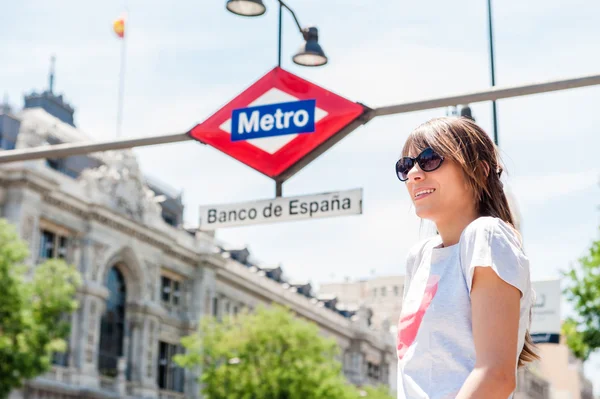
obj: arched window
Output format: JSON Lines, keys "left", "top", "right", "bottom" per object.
{"left": 98, "top": 266, "right": 126, "bottom": 377}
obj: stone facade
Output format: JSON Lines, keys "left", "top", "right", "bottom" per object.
{"left": 2, "top": 106, "right": 396, "bottom": 399}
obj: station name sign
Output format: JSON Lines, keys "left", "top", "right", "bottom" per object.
{"left": 199, "top": 188, "right": 363, "bottom": 230}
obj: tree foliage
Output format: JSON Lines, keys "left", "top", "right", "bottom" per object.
{"left": 175, "top": 305, "right": 393, "bottom": 399}
{"left": 357, "top": 385, "right": 397, "bottom": 399}
{"left": 563, "top": 236, "right": 600, "bottom": 361}
{"left": 0, "top": 219, "right": 81, "bottom": 398}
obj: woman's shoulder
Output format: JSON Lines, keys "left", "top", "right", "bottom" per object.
{"left": 462, "top": 217, "right": 520, "bottom": 242}
{"left": 460, "top": 216, "right": 525, "bottom": 254}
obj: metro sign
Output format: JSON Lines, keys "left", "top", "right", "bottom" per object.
{"left": 189, "top": 67, "right": 366, "bottom": 179}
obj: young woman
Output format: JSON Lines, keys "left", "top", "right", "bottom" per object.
{"left": 395, "top": 117, "right": 538, "bottom": 399}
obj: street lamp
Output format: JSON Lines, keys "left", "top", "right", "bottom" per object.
{"left": 225, "top": 0, "right": 328, "bottom": 67}
{"left": 226, "top": 0, "right": 266, "bottom": 17}
{"left": 292, "top": 27, "right": 327, "bottom": 67}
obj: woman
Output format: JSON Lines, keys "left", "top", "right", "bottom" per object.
{"left": 395, "top": 117, "right": 538, "bottom": 399}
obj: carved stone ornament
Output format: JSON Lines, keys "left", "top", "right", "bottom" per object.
{"left": 78, "top": 151, "right": 163, "bottom": 226}
{"left": 146, "top": 320, "right": 154, "bottom": 377}
{"left": 87, "top": 299, "right": 97, "bottom": 363}
{"left": 15, "top": 122, "right": 49, "bottom": 149}
{"left": 145, "top": 261, "right": 157, "bottom": 302}
{"left": 92, "top": 242, "right": 108, "bottom": 282}
{"left": 21, "top": 213, "right": 35, "bottom": 243}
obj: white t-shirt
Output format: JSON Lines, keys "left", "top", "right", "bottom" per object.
{"left": 397, "top": 217, "right": 533, "bottom": 399}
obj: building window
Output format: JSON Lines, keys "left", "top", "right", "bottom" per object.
{"left": 52, "top": 314, "right": 71, "bottom": 367}
{"left": 39, "top": 229, "right": 68, "bottom": 261}
{"left": 160, "top": 275, "right": 181, "bottom": 309}
{"left": 158, "top": 342, "right": 185, "bottom": 393}
{"left": 212, "top": 297, "right": 219, "bottom": 318}
{"left": 46, "top": 158, "right": 78, "bottom": 178}
{"left": 381, "top": 287, "right": 387, "bottom": 297}
{"left": 367, "top": 362, "right": 380, "bottom": 380}
{"left": 162, "top": 212, "right": 178, "bottom": 227}
{"left": 393, "top": 285, "right": 399, "bottom": 296}
{"left": 233, "top": 305, "right": 238, "bottom": 315}
{"left": 98, "top": 267, "right": 126, "bottom": 377}
{"left": 372, "top": 288, "right": 377, "bottom": 298}
{"left": 52, "top": 349, "right": 69, "bottom": 367}
{"left": 0, "top": 136, "right": 16, "bottom": 150}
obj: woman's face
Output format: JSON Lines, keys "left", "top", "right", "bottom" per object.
{"left": 404, "top": 150, "right": 476, "bottom": 224}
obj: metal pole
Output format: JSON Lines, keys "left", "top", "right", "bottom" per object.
{"left": 116, "top": 14, "right": 128, "bottom": 139}
{"left": 371, "top": 73, "right": 600, "bottom": 117}
{"left": 278, "top": 2, "right": 283, "bottom": 67}
{"left": 278, "top": 1, "right": 303, "bottom": 34}
{"left": 0, "top": 133, "right": 191, "bottom": 163}
{"left": 0, "top": 73, "right": 599, "bottom": 164}
{"left": 487, "top": 0, "right": 499, "bottom": 145}
{"left": 275, "top": 181, "right": 283, "bottom": 197}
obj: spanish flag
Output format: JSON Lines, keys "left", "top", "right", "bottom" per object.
{"left": 113, "top": 15, "right": 125, "bottom": 38}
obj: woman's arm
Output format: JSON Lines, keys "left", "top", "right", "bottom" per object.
{"left": 456, "top": 267, "right": 521, "bottom": 399}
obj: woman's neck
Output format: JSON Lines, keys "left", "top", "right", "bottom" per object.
{"left": 435, "top": 209, "right": 480, "bottom": 247}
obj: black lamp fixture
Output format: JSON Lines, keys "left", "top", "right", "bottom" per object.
{"left": 226, "top": 0, "right": 328, "bottom": 67}
{"left": 293, "top": 27, "right": 327, "bottom": 67}
{"left": 225, "top": 0, "right": 266, "bottom": 17}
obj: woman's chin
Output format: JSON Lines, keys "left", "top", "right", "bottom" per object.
{"left": 414, "top": 206, "right": 437, "bottom": 221}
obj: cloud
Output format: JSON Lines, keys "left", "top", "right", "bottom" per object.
{"left": 509, "top": 170, "right": 600, "bottom": 208}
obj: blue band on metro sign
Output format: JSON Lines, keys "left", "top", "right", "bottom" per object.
{"left": 231, "top": 99, "right": 316, "bottom": 141}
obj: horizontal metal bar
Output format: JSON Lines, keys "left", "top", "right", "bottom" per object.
{"left": 0, "top": 132, "right": 192, "bottom": 163}
{"left": 372, "top": 72, "right": 600, "bottom": 117}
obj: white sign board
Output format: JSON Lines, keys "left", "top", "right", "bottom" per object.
{"left": 199, "top": 188, "right": 363, "bottom": 230}
{"left": 530, "top": 279, "right": 561, "bottom": 344}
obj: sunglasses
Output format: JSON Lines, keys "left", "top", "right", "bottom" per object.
{"left": 395, "top": 147, "right": 445, "bottom": 182}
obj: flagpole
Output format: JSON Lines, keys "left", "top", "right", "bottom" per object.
{"left": 116, "top": 13, "right": 127, "bottom": 139}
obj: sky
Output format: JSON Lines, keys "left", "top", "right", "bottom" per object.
{"left": 1, "top": 0, "right": 599, "bottom": 392}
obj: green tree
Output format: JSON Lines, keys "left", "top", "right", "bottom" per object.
{"left": 357, "top": 385, "right": 395, "bottom": 399}
{"left": 0, "top": 219, "right": 81, "bottom": 398}
{"left": 563, "top": 236, "right": 600, "bottom": 361}
{"left": 176, "top": 304, "right": 392, "bottom": 399}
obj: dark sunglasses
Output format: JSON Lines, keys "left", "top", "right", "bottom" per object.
{"left": 395, "top": 147, "right": 445, "bottom": 182}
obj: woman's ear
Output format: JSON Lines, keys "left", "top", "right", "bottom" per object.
{"left": 481, "top": 161, "right": 491, "bottom": 177}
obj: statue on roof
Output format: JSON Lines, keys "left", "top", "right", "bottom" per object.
{"left": 79, "top": 151, "right": 163, "bottom": 226}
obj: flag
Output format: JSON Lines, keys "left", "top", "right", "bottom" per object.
{"left": 113, "top": 15, "right": 125, "bottom": 38}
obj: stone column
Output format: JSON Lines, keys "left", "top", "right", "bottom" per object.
{"left": 186, "top": 264, "right": 217, "bottom": 399}
{"left": 73, "top": 281, "right": 109, "bottom": 387}
{"left": 141, "top": 316, "right": 160, "bottom": 394}
{"left": 2, "top": 186, "right": 43, "bottom": 266}
{"left": 125, "top": 301, "right": 164, "bottom": 398}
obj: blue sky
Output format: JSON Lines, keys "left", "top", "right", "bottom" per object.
{"left": 2, "top": 0, "right": 599, "bottom": 390}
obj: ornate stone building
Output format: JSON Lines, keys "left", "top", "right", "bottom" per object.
{"left": 1, "top": 83, "right": 396, "bottom": 398}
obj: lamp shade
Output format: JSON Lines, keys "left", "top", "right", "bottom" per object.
{"left": 293, "top": 27, "right": 328, "bottom": 67}
{"left": 226, "top": 0, "right": 266, "bottom": 17}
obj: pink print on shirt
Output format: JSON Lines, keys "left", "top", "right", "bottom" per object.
{"left": 397, "top": 275, "right": 440, "bottom": 360}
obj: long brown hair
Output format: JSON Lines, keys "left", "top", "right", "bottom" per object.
{"left": 402, "top": 116, "right": 539, "bottom": 367}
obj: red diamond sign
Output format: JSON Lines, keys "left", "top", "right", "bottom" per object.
{"left": 188, "top": 67, "right": 366, "bottom": 179}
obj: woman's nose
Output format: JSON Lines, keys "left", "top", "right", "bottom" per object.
{"left": 407, "top": 164, "right": 424, "bottom": 182}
